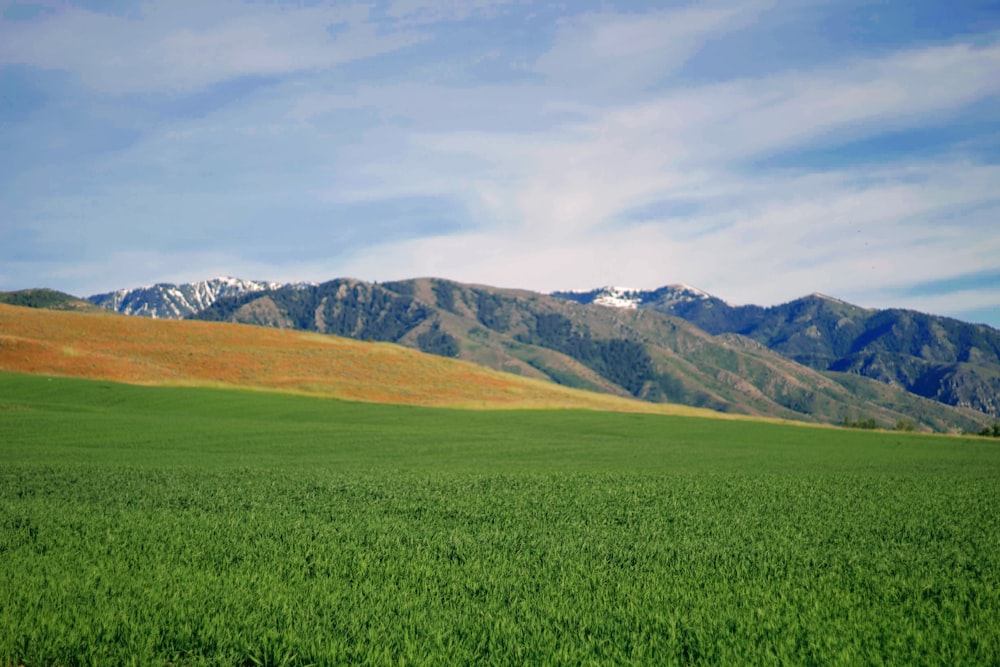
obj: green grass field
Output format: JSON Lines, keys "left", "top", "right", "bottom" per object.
{"left": 2, "top": 372, "right": 999, "bottom": 665}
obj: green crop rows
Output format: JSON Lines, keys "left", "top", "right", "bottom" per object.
{"left": 2, "top": 373, "right": 999, "bottom": 665}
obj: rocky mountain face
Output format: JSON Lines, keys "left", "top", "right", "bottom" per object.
{"left": 79, "top": 275, "right": 997, "bottom": 428}
{"left": 87, "top": 276, "right": 311, "bottom": 319}
{"left": 609, "top": 292, "right": 1000, "bottom": 418}
{"left": 185, "top": 278, "right": 989, "bottom": 432}
{"left": 552, "top": 284, "right": 715, "bottom": 310}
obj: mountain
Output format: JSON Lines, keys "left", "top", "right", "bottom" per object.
{"left": 0, "top": 302, "right": 683, "bottom": 413}
{"left": 594, "top": 291, "right": 1000, "bottom": 418}
{"left": 186, "top": 277, "right": 989, "bottom": 432}
{"left": 0, "top": 288, "right": 103, "bottom": 312}
{"left": 79, "top": 275, "right": 995, "bottom": 429}
{"left": 552, "top": 284, "right": 716, "bottom": 310}
{"left": 87, "top": 276, "right": 313, "bottom": 319}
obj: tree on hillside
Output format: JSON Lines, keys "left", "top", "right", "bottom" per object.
{"left": 978, "top": 423, "right": 1000, "bottom": 438}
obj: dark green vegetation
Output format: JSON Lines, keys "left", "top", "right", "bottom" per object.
{"left": 843, "top": 416, "right": 879, "bottom": 430}
{"left": 2, "top": 373, "right": 999, "bottom": 665}
{"left": 978, "top": 423, "right": 1000, "bottom": 437}
{"left": 184, "top": 278, "right": 990, "bottom": 432}
{"left": 643, "top": 292, "right": 1000, "bottom": 418}
{"left": 0, "top": 288, "right": 99, "bottom": 312}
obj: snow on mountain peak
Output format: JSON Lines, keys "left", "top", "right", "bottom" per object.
{"left": 88, "top": 276, "right": 298, "bottom": 319}
{"left": 672, "top": 284, "right": 711, "bottom": 299}
{"left": 592, "top": 286, "right": 643, "bottom": 309}
{"left": 550, "top": 284, "right": 716, "bottom": 310}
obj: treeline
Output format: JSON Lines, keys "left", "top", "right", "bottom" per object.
{"left": 515, "top": 312, "right": 652, "bottom": 396}
{"left": 511, "top": 311, "right": 709, "bottom": 403}
{"left": 0, "top": 289, "right": 78, "bottom": 309}
{"left": 196, "top": 281, "right": 431, "bottom": 344}
{"left": 843, "top": 417, "right": 917, "bottom": 432}
{"left": 977, "top": 423, "right": 1000, "bottom": 438}
{"left": 417, "top": 322, "right": 460, "bottom": 357}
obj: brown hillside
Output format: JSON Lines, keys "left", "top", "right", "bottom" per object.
{"left": 0, "top": 303, "right": 712, "bottom": 414}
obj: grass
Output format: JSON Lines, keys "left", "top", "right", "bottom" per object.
{"left": 2, "top": 372, "right": 999, "bottom": 665}
{"left": 0, "top": 302, "right": 709, "bottom": 415}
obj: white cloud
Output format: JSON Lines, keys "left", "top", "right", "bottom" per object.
{"left": 2, "top": 1, "right": 997, "bottom": 325}
{"left": 534, "top": 3, "right": 772, "bottom": 95}
{"left": 322, "top": 32, "right": 997, "bottom": 239}
{"left": 313, "top": 30, "right": 999, "bottom": 309}
{"left": 384, "top": 0, "right": 525, "bottom": 24}
{"left": 327, "top": 157, "right": 998, "bottom": 306}
{"left": 570, "top": 35, "right": 1000, "bottom": 166}
{"left": 322, "top": 91, "right": 999, "bottom": 309}
{"left": 0, "top": 0, "right": 422, "bottom": 94}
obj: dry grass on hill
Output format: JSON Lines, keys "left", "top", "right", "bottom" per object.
{"left": 0, "top": 303, "right": 715, "bottom": 415}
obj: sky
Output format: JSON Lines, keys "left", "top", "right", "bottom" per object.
{"left": 1, "top": 0, "right": 999, "bottom": 327}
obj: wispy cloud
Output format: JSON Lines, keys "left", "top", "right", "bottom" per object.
{"left": 382, "top": 0, "right": 526, "bottom": 25}
{"left": 316, "top": 22, "right": 1000, "bottom": 309}
{"left": 534, "top": 3, "right": 770, "bottom": 95}
{"left": 0, "top": 1, "right": 421, "bottom": 94}
{"left": 1, "top": 0, "right": 997, "bottom": 326}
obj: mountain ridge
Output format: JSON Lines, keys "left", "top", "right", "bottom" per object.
{"left": 0, "top": 302, "right": 692, "bottom": 413}
{"left": 87, "top": 276, "right": 316, "bottom": 319}
{"left": 174, "top": 277, "right": 989, "bottom": 431}
{"left": 0, "top": 288, "right": 102, "bottom": 313}
{"left": 15, "top": 274, "right": 990, "bottom": 429}
{"left": 616, "top": 291, "right": 1000, "bottom": 418}
{"left": 552, "top": 284, "right": 718, "bottom": 310}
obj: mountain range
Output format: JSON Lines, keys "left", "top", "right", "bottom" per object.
{"left": 16, "top": 275, "right": 982, "bottom": 432}
{"left": 5, "top": 276, "right": 995, "bottom": 430}
{"left": 557, "top": 286, "right": 1000, "bottom": 419}
{"left": 88, "top": 276, "right": 315, "bottom": 319}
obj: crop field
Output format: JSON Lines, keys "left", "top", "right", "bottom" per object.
{"left": 2, "top": 372, "right": 1000, "bottom": 665}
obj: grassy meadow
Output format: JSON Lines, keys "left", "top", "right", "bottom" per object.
{"left": 2, "top": 372, "right": 999, "bottom": 665}
{"left": 0, "top": 302, "right": 706, "bottom": 414}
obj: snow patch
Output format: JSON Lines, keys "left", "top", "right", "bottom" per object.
{"left": 551, "top": 284, "right": 716, "bottom": 309}
{"left": 88, "top": 276, "right": 307, "bottom": 319}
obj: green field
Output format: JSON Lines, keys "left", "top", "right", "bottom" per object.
{"left": 2, "top": 373, "right": 999, "bottom": 665}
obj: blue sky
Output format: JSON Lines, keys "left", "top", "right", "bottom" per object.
{"left": 1, "top": 0, "right": 999, "bottom": 326}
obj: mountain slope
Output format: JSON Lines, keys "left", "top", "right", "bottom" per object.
{"left": 191, "top": 278, "right": 989, "bottom": 432}
{"left": 630, "top": 292, "right": 1000, "bottom": 418}
{"left": 0, "top": 302, "right": 696, "bottom": 413}
{"left": 1, "top": 288, "right": 103, "bottom": 312}
{"left": 88, "top": 276, "right": 312, "bottom": 319}
{"left": 553, "top": 284, "right": 715, "bottom": 310}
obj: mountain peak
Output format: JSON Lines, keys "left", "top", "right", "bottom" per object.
{"left": 809, "top": 292, "right": 848, "bottom": 303}
{"left": 551, "top": 284, "right": 717, "bottom": 310}
{"left": 551, "top": 286, "right": 642, "bottom": 309}
{"left": 592, "top": 286, "right": 644, "bottom": 309}
{"left": 803, "top": 292, "right": 875, "bottom": 311}
{"left": 673, "top": 284, "right": 712, "bottom": 299}
{"left": 89, "top": 276, "right": 297, "bottom": 319}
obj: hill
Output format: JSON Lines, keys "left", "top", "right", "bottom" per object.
{"left": 0, "top": 288, "right": 103, "bottom": 312}
{"left": 0, "top": 302, "right": 709, "bottom": 414}
{"left": 190, "top": 278, "right": 989, "bottom": 432}
{"left": 87, "top": 276, "right": 310, "bottom": 318}
{"left": 634, "top": 292, "right": 1000, "bottom": 418}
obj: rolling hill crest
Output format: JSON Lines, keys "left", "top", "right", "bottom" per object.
{"left": 163, "top": 277, "right": 986, "bottom": 431}
{"left": 71, "top": 276, "right": 997, "bottom": 429}
{"left": 575, "top": 290, "right": 1000, "bottom": 419}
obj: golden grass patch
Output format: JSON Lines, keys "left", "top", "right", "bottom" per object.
{"left": 0, "top": 303, "right": 725, "bottom": 416}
